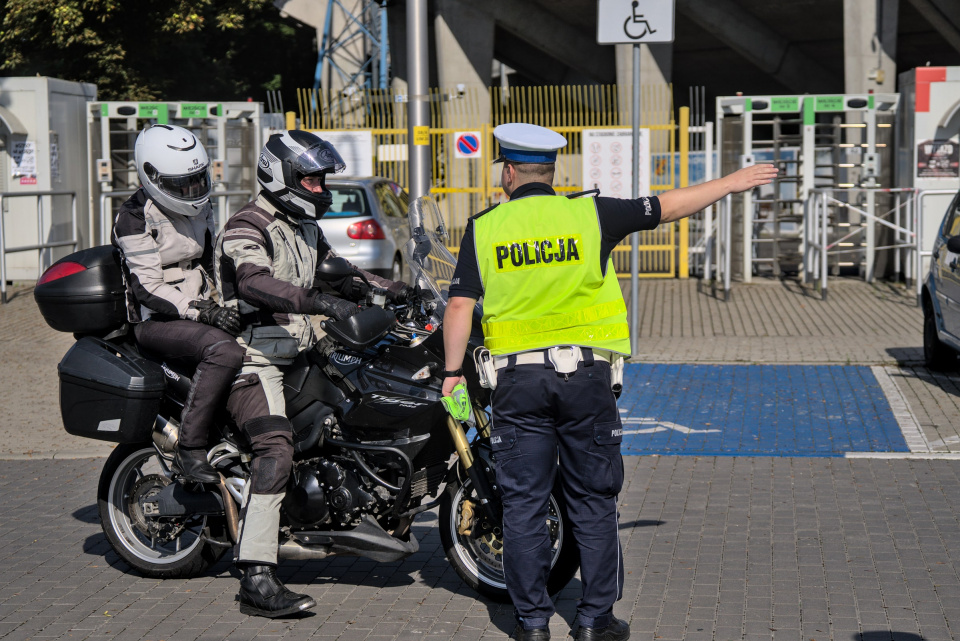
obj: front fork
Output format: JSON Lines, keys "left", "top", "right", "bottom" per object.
{"left": 446, "top": 407, "right": 501, "bottom": 526}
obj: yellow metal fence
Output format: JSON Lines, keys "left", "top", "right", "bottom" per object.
{"left": 296, "top": 85, "right": 688, "bottom": 278}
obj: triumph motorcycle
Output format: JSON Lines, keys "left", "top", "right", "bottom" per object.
{"left": 33, "top": 196, "right": 579, "bottom": 600}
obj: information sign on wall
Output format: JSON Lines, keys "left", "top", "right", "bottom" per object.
{"left": 581, "top": 128, "right": 650, "bottom": 198}
{"left": 10, "top": 140, "right": 37, "bottom": 178}
{"left": 916, "top": 139, "right": 960, "bottom": 179}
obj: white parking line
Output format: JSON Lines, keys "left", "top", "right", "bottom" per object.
{"left": 871, "top": 365, "right": 930, "bottom": 453}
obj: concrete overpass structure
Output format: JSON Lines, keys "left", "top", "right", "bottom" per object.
{"left": 276, "top": 0, "right": 960, "bottom": 122}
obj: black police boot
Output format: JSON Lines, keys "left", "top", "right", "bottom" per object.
{"left": 172, "top": 446, "right": 220, "bottom": 484}
{"left": 512, "top": 624, "right": 551, "bottom": 640}
{"left": 574, "top": 617, "right": 630, "bottom": 641}
{"left": 238, "top": 564, "right": 316, "bottom": 618}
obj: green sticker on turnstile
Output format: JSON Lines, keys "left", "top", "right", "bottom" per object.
{"left": 139, "top": 103, "right": 169, "bottom": 123}
{"left": 180, "top": 103, "right": 208, "bottom": 118}
{"left": 771, "top": 97, "right": 800, "bottom": 112}
{"left": 815, "top": 96, "right": 845, "bottom": 112}
{"left": 100, "top": 104, "right": 108, "bottom": 117}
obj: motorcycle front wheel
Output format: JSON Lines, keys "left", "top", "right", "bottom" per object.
{"left": 97, "top": 443, "right": 227, "bottom": 578}
{"left": 438, "top": 475, "right": 580, "bottom": 602}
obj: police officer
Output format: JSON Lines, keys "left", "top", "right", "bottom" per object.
{"left": 215, "top": 130, "right": 412, "bottom": 618}
{"left": 113, "top": 124, "right": 243, "bottom": 484}
{"left": 441, "top": 123, "right": 777, "bottom": 641}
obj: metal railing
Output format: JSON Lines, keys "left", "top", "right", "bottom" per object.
{"left": 0, "top": 190, "right": 79, "bottom": 304}
{"left": 696, "top": 192, "right": 733, "bottom": 300}
{"left": 803, "top": 187, "right": 920, "bottom": 302}
{"left": 915, "top": 189, "right": 958, "bottom": 304}
{"left": 99, "top": 188, "right": 256, "bottom": 245}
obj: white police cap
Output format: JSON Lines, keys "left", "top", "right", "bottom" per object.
{"left": 493, "top": 123, "right": 567, "bottom": 164}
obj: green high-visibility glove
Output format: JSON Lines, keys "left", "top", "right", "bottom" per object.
{"left": 441, "top": 383, "right": 472, "bottom": 422}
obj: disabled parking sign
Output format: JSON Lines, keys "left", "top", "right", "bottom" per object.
{"left": 454, "top": 131, "right": 482, "bottom": 159}
{"left": 597, "top": 0, "right": 675, "bottom": 44}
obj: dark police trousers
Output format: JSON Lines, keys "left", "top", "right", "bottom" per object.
{"left": 489, "top": 353, "right": 624, "bottom": 630}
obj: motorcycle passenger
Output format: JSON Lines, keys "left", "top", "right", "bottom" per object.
{"left": 214, "top": 130, "right": 413, "bottom": 618}
{"left": 113, "top": 124, "right": 243, "bottom": 485}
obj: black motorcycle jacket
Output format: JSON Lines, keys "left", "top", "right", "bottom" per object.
{"left": 214, "top": 194, "right": 399, "bottom": 365}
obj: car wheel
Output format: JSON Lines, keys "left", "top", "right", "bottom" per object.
{"left": 924, "top": 300, "right": 958, "bottom": 371}
{"left": 391, "top": 256, "right": 403, "bottom": 282}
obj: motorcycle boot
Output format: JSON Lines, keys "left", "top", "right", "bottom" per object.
{"left": 574, "top": 617, "right": 630, "bottom": 641}
{"left": 238, "top": 564, "right": 316, "bottom": 618}
{"left": 172, "top": 446, "right": 220, "bottom": 484}
{"left": 512, "top": 625, "right": 550, "bottom": 640}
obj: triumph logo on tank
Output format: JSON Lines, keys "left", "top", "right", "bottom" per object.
{"left": 331, "top": 351, "right": 362, "bottom": 366}
{"left": 161, "top": 363, "right": 181, "bottom": 382}
{"left": 369, "top": 394, "right": 428, "bottom": 409}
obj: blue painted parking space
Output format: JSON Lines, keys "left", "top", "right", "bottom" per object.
{"left": 617, "top": 364, "right": 909, "bottom": 457}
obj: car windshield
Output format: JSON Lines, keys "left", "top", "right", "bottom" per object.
{"left": 324, "top": 186, "right": 370, "bottom": 218}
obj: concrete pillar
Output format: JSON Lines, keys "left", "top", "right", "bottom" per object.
{"left": 844, "top": 0, "right": 898, "bottom": 94}
{"left": 615, "top": 44, "right": 673, "bottom": 123}
{"left": 434, "top": 0, "right": 494, "bottom": 127}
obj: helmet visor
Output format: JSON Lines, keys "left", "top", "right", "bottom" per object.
{"left": 294, "top": 141, "right": 347, "bottom": 177}
{"left": 157, "top": 168, "right": 211, "bottom": 201}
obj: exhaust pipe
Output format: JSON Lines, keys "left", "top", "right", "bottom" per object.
{"left": 153, "top": 415, "right": 179, "bottom": 453}
{"left": 217, "top": 474, "right": 240, "bottom": 544}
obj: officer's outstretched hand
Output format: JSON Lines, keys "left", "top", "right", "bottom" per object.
{"left": 724, "top": 163, "right": 778, "bottom": 194}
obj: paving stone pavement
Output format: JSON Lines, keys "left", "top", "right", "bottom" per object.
{"left": 2, "top": 456, "right": 960, "bottom": 640}
{"left": 5, "top": 278, "right": 960, "bottom": 641}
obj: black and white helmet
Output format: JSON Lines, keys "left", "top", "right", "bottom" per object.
{"left": 135, "top": 124, "right": 211, "bottom": 218}
{"left": 257, "top": 130, "right": 346, "bottom": 219}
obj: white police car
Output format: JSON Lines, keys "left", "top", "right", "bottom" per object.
{"left": 923, "top": 191, "right": 960, "bottom": 369}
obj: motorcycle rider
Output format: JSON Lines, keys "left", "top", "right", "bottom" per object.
{"left": 113, "top": 124, "right": 243, "bottom": 484}
{"left": 215, "top": 130, "right": 413, "bottom": 618}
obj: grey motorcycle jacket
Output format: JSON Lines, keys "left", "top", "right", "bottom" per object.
{"left": 113, "top": 188, "right": 216, "bottom": 323}
{"left": 215, "top": 194, "right": 397, "bottom": 365}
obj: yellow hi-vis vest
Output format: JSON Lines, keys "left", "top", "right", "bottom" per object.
{"left": 473, "top": 194, "right": 631, "bottom": 356}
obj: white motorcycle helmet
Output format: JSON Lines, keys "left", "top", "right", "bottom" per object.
{"left": 135, "top": 124, "right": 212, "bottom": 217}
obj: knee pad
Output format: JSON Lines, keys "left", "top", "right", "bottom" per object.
{"left": 243, "top": 416, "right": 294, "bottom": 494}
{"left": 203, "top": 338, "right": 244, "bottom": 370}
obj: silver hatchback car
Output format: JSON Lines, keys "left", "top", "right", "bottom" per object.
{"left": 923, "top": 189, "right": 960, "bottom": 369}
{"left": 320, "top": 177, "right": 412, "bottom": 281}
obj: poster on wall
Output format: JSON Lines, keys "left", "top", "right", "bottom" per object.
{"left": 318, "top": 131, "right": 374, "bottom": 177}
{"left": 916, "top": 139, "right": 959, "bottom": 179}
{"left": 11, "top": 140, "right": 37, "bottom": 178}
{"left": 581, "top": 128, "right": 650, "bottom": 198}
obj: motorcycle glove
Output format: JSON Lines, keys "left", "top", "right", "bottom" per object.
{"left": 308, "top": 291, "right": 359, "bottom": 321}
{"left": 190, "top": 299, "right": 242, "bottom": 336}
{"left": 386, "top": 281, "right": 414, "bottom": 305}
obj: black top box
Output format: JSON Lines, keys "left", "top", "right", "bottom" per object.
{"left": 34, "top": 245, "right": 127, "bottom": 335}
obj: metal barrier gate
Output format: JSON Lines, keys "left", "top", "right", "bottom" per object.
{"left": 296, "top": 84, "right": 688, "bottom": 278}
{"left": 0, "top": 190, "right": 78, "bottom": 303}
{"left": 88, "top": 101, "right": 268, "bottom": 244}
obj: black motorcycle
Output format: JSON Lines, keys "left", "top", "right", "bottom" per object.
{"left": 34, "top": 196, "right": 579, "bottom": 600}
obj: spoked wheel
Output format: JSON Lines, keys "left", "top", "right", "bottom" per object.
{"left": 438, "top": 475, "right": 579, "bottom": 602}
{"left": 97, "top": 443, "right": 226, "bottom": 578}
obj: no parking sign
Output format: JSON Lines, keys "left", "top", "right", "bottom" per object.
{"left": 453, "top": 131, "right": 482, "bottom": 159}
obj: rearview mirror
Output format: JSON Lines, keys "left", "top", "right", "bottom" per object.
{"left": 947, "top": 236, "right": 960, "bottom": 255}
{"left": 316, "top": 257, "right": 355, "bottom": 281}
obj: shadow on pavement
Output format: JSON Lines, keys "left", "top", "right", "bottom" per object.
{"left": 887, "top": 361, "right": 960, "bottom": 401}
{"left": 861, "top": 632, "right": 923, "bottom": 641}
{"left": 619, "top": 519, "right": 662, "bottom": 530}
{"left": 886, "top": 346, "right": 925, "bottom": 365}
{"left": 72, "top": 505, "right": 99, "bottom": 523}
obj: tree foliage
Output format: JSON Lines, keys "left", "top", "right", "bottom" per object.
{"left": 0, "top": 0, "right": 317, "bottom": 102}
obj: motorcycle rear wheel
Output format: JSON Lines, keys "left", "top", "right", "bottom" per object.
{"left": 97, "top": 443, "right": 227, "bottom": 578}
{"left": 438, "top": 475, "right": 580, "bottom": 602}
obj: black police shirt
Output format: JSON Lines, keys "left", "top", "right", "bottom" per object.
{"left": 448, "top": 182, "right": 662, "bottom": 299}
